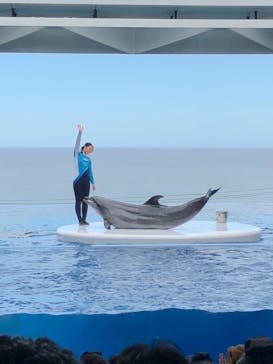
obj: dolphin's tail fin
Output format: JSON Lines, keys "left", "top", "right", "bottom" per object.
{"left": 206, "top": 187, "right": 221, "bottom": 198}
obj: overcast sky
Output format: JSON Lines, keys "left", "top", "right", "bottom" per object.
{"left": 1, "top": 52, "right": 273, "bottom": 148}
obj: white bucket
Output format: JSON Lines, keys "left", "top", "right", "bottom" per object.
{"left": 216, "top": 211, "right": 228, "bottom": 224}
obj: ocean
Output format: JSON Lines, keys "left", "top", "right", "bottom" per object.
{"left": 1, "top": 147, "right": 273, "bottom": 359}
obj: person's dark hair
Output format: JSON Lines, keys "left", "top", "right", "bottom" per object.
{"left": 242, "top": 336, "right": 273, "bottom": 364}
{"left": 191, "top": 352, "right": 214, "bottom": 363}
{"left": 81, "top": 142, "right": 94, "bottom": 152}
{"left": 116, "top": 343, "right": 149, "bottom": 364}
{"left": 80, "top": 351, "right": 108, "bottom": 364}
{"left": 108, "top": 353, "right": 119, "bottom": 364}
{"left": 0, "top": 334, "right": 79, "bottom": 364}
{"left": 134, "top": 344, "right": 188, "bottom": 364}
{"left": 152, "top": 339, "right": 182, "bottom": 354}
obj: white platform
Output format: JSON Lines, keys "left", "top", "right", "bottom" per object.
{"left": 57, "top": 221, "right": 262, "bottom": 246}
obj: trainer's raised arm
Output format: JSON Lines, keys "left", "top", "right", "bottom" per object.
{"left": 74, "top": 124, "right": 83, "bottom": 157}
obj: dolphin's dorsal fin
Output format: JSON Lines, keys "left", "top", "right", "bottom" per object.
{"left": 144, "top": 195, "right": 164, "bottom": 206}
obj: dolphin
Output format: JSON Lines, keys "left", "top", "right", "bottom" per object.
{"left": 83, "top": 188, "right": 220, "bottom": 230}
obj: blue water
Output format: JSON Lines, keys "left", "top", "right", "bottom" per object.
{"left": 1, "top": 200, "right": 273, "bottom": 314}
{"left": 1, "top": 148, "right": 273, "bottom": 359}
{"left": 2, "top": 310, "right": 273, "bottom": 361}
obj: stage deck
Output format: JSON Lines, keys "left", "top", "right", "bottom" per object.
{"left": 57, "top": 221, "right": 262, "bottom": 246}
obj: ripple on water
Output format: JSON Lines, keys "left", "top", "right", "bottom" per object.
{"left": 0, "top": 204, "right": 273, "bottom": 314}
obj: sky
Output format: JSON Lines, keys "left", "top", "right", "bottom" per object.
{"left": 1, "top": 52, "right": 273, "bottom": 148}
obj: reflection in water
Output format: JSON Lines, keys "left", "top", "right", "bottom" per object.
{"left": 0, "top": 203, "right": 272, "bottom": 314}
{"left": 216, "top": 222, "right": 228, "bottom": 231}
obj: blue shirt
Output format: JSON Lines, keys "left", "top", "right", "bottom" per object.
{"left": 74, "top": 130, "right": 95, "bottom": 184}
{"left": 77, "top": 151, "right": 95, "bottom": 184}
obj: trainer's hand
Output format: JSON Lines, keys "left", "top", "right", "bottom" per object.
{"left": 92, "top": 184, "right": 96, "bottom": 191}
{"left": 77, "top": 124, "right": 84, "bottom": 132}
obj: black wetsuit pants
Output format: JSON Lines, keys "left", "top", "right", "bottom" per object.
{"left": 73, "top": 171, "right": 90, "bottom": 222}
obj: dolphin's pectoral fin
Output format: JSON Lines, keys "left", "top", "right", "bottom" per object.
{"left": 144, "top": 195, "right": 164, "bottom": 206}
{"left": 104, "top": 219, "right": 111, "bottom": 230}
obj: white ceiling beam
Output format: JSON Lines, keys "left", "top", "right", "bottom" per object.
{"left": 1, "top": 17, "right": 273, "bottom": 29}
{"left": 0, "top": 1, "right": 273, "bottom": 6}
